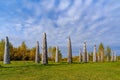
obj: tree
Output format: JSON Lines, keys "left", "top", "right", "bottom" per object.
{"left": 48, "top": 46, "right": 52, "bottom": 59}
{"left": 29, "top": 47, "right": 36, "bottom": 60}
{"left": 106, "top": 46, "right": 111, "bottom": 61}
{"left": 9, "top": 43, "right": 14, "bottom": 60}
{"left": 58, "top": 50, "right": 62, "bottom": 62}
{"left": 20, "top": 41, "right": 27, "bottom": 60}
{"left": 79, "top": 49, "right": 82, "bottom": 62}
{"left": 48, "top": 46, "right": 62, "bottom": 62}
{"left": 52, "top": 47, "right": 56, "bottom": 61}
{"left": 0, "top": 39, "right": 5, "bottom": 61}
{"left": 98, "top": 43, "right": 104, "bottom": 62}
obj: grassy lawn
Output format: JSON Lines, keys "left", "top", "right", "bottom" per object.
{"left": 0, "top": 61, "right": 120, "bottom": 80}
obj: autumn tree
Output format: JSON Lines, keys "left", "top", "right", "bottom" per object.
{"left": 20, "top": 42, "right": 27, "bottom": 60}
{"left": 98, "top": 43, "right": 104, "bottom": 62}
{"left": 52, "top": 47, "right": 56, "bottom": 61}
{"left": 106, "top": 46, "right": 111, "bottom": 61}
{"left": 29, "top": 47, "right": 36, "bottom": 60}
{"left": 9, "top": 43, "right": 14, "bottom": 60}
{"left": 48, "top": 46, "right": 52, "bottom": 59}
{"left": 0, "top": 39, "right": 5, "bottom": 60}
{"left": 48, "top": 46, "right": 62, "bottom": 62}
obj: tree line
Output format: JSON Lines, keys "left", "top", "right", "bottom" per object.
{"left": 0, "top": 39, "right": 119, "bottom": 62}
{"left": 0, "top": 39, "right": 62, "bottom": 61}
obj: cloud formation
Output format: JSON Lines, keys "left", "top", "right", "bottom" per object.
{"left": 0, "top": 0, "right": 120, "bottom": 56}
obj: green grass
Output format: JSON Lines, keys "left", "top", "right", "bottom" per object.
{"left": 0, "top": 61, "right": 120, "bottom": 80}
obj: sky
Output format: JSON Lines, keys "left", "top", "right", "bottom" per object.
{"left": 0, "top": 0, "right": 120, "bottom": 57}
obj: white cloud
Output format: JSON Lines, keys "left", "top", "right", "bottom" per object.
{"left": 57, "top": 0, "right": 70, "bottom": 11}
{"left": 41, "top": 0, "right": 55, "bottom": 10}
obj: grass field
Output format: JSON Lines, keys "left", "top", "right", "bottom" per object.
{"left": 0, "top": 61, "right": 120, "bottom": 80}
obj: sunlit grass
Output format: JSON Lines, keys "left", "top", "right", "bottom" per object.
{"left": 0, "top": 61, "right": 120, "bottom": 80}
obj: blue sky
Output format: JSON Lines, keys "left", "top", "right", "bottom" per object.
{"left": 0, "top": 0, "right": 120, "bottom": 56}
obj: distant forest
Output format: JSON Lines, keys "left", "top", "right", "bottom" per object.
{"left": 0, "top": 39, "right": 120, "bottom": 61}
